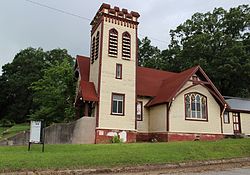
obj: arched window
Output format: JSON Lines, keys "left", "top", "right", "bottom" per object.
{"left": 185, "top": 93, "right": 207, "bottom": 120}
{"left": 91, "top": 37, "right": 95, "bottom": 64}
{"left": 122, "top": 32, "right": 131, "bottom": 59}
{"left": 108, "top": 28, "right": 118, "bottom": 57}
{"left": 95, "top": 32, "right": 99, "bottom": 60}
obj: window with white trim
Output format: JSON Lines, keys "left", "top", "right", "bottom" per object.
{"left": 185, "top": 93, "right": 207, "bottom": 120}
{"left": 95, "top": 32, "right": 99, "bottom": 60}
{"left": 122, "top": 32, "right": 131, "bottom": 59}
{"left": 223, "top": 111, "right": 230, "bottom": 124}
{"left": 108, "top": 28, "right": 118, "bottom": 57}
{"left": 111, "top": 93, "right": 124, "bottom": 115}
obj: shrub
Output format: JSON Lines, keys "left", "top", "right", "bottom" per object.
{"left": 111, "top": 135, "right": 123, "bottom": 143}
{"left": 0, "top": 119, "right": 15, "bottom": 127}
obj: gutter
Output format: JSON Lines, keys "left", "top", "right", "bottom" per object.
{"left": 220, "top": 104, "right": 227, "bottom": 134}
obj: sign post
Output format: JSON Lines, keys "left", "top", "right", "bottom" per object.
{"left": 28, "top": 120, "right": 45, "bottom": 152}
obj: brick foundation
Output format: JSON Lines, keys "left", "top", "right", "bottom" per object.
{"left": 95, "top": 129, "right": 137, "bottom": 144}
{"left": 199, "top": 134, "right": 224, "bottom": 141}
{"left": 95, "top": 130, "right": 224, "bottom": 143}
{"left": 136, "top": 132, "right": 224, "bottom": 142}
{"left": 136, "top": 133, "right": 168, "bottom": 142}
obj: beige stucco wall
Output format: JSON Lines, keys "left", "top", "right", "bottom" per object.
{"left": 98, "top": 18, "right": 137, "bottom": 130}
{"left": 240, "top": 113, "right": 250, "bottom": 135}
{"left": 137, "top": 97, "right": 150, "bottom": 132}
{"left": 149, "top": 104, "right": 167, "bottom": 132}
{"left": 72, "top": 117, "right": 96, "bottom": 144}
{"left": 89, "top": 24, "right": 101, "bottom": 91}
{"left": 169, "top": 83, "right": 221, "bottom": 134}
{"left": 222, "top": 112, "right": 234, "bottom": 135}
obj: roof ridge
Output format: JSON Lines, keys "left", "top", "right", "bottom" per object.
{"left": 179, "top": 65, "right": 199, "bottom": 74}
{"left": 137, "top": 66, "right": 178, "bottom": 75}
{"left": 224, "top": 96, "right": 250, "bottom": 101}
{"left": 76, "top": 55, "right": 90, "bottom": 59}
{"left": 146, "top": 65, "right": 228, "bottom": 107}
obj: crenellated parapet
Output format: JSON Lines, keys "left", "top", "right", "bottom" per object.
{"left": 91, "top": 3, "right": 140, "bottom": 34}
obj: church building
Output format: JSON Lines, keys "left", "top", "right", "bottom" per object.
{"left": 74, "top": 3, "right": 250, "bottom": 143}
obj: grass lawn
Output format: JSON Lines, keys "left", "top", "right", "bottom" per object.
{"left": 0, "top": 127, "right": 8, "bottom": 139}
{"left": 0, "top": 123, "right": 29, "bottom": 140}
{"left": 0, "top": 139, "right": 250, "bottom": 172}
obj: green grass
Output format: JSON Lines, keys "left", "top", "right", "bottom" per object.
{"left": 0, "top": 123, "right": 29, "bottom": 140}
{"left": 0, "top": 127, "right": 10, "bottom": 140}
{"left": 0, "top": 139, "right": 250, "bottom": 172}
{"left": 0, "top": 127, "right": 8, "bottom": 137}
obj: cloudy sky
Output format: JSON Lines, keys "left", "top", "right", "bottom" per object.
{"left": 0, "top": 0, "right": 249, "bottom": 73}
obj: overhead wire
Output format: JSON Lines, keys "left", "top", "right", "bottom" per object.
{"left": 24, "top": 0, "right": 169, "bottom": 45}
{"left": 25, "top": 0, "right": 91, "bottom": 21}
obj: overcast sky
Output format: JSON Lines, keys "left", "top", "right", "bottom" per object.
{"left": 0, "top": 0, "right": 249, "bottom": 73}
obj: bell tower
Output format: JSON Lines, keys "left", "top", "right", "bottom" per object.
{"left": 89, "top": 3, "right": 140, "bottom": 143}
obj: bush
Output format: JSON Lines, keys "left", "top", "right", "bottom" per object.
{"left": 111, "top": 135, "right": 123, "bottom": 143}
{"left": 0, "top": 119, "right": 15, "bottom": 127}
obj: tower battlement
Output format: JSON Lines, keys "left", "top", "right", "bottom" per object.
{"left": 91, "top": 3, "right": 140, "bottom": 33}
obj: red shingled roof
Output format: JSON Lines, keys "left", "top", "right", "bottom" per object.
{"left": 76, "top": 55, "right": 98, "bottom": 102}
{"left": 136, "top": 66, "right": 177, "bottom": 97}
{"left": 76, "top": 55, "right": 90, "bottom": 81}
{"left": 75, "top": 55, "right": 226, "bottom": 107}
{"left": 145, "top": 66, "right": 198, "bottom": 107}
{"left": 80, "top": 81, "right": 98, "bottom": 102}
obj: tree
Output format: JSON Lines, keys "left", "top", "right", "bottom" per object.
{"left": 138, "top": 37, "right": 162, "bottom": 69}
{"left": 45, "top": 48, "right": 74, "bottom": 66}
{"left": 163, "top": 5, "right": 250, "bottom": 97}
{"left": 0, "top": 76, "right": 10, "bottom": 122}
{"left": 0, "top": 47, "right": 75, "bottom": 123}
{"left": 30, "top": 59, "right": 75, "bottom": 124}
{"left": 0, "top": 48, "right": 46, "bottom": 123}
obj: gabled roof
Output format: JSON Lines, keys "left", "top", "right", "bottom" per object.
{"left": 145, "top": 66, "right": 198, "bottom": 107}
{"left": 75, "top": 55, "right": 227, "bottom": 107}
{"left": 80, "top": 81, "right": 98, "bottom": 102}
{"left": 137, "top": 66, "right": 177, "bottom": 97}
{"left": 224, "top": 96, "right": 250, "bottom": 113}
{"left": 140, "top": 66, "right": 227, "bottom": 107}
{"left": 76, "top": 55, "right": 90, "bottom": 81}
{"left": 76, "top": 55, "right": 98, "bottom": 102}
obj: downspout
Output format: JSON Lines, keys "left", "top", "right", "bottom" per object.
{"left": 166, "top": 99, "right": 173, "bottom": 142}
{"left": 220, "top": 104, "right": 227, "bottom": 134}
{"left": 166, "top": 99, "right": 174, "bottom": 132}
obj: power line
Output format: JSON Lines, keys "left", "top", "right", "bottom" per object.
{"left": 24, "top": 0, "right": 169, "bottom": 45}
{"left": 25, "top": 0, "right": 91, "bottom": 21}
{"left": 139, "top": 34, "right": 168, "bottom": 44}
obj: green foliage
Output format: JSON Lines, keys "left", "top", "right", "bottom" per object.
{"left": 138, "top": 37, "right": 163, "bottom": 69}
{"left": 0, "top": 139, "right": 250, "bottom": 172}
{"left": 29, "top": 59, "right": 76, "bottom": 124}
{"left": 111, "top": 135, "right": 123, "bottom": 143}
{"left": 0, "top": 119, "right": 15, "bottom": 127}
{"left": 0, "top": 48, "right": 75, "bottom": 123}
{"left": 0, "top": 127, "right": 8, "bottom": 140}
{"left": 0, "top": 48, "right": 46, "bottom": 123}
{"left": 163, "top": 5, "right": 250, "bottom": 97}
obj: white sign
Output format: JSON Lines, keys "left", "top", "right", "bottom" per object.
{"left": 30, "top": 121, "right": 42, "bottom": 143}
{"left": 119, "top": 131, "right": 127, "bottom": 142}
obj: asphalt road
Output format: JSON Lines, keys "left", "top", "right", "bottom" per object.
{"left": 176, "top": 167, "right": 250, "bottom": 175}
{"left": 101, "top": 166, "right": 250, "bottom": 175}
